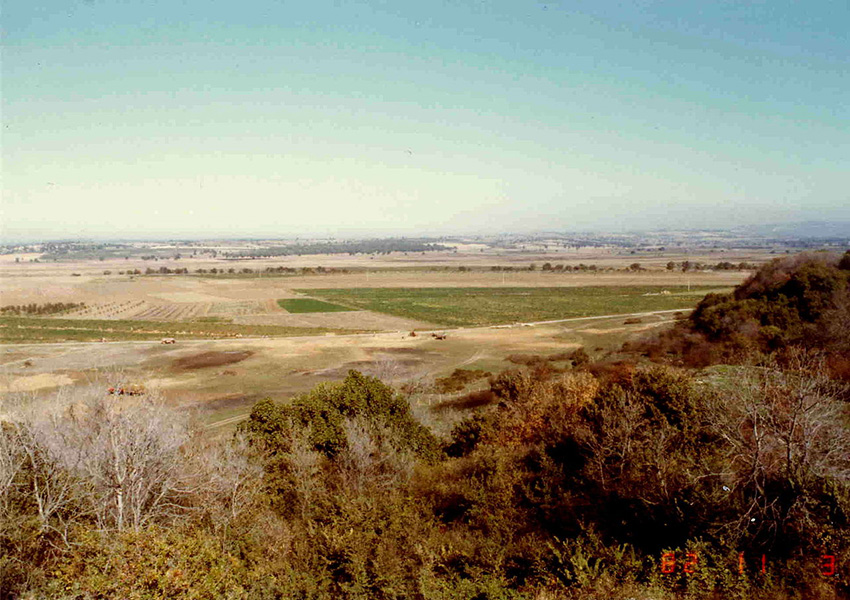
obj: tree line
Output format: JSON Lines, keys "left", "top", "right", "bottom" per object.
{"left": 227, "top": 239, "right": 452, "bottom": 258}
{"left": 666, "top": 261, "right": 757, "bottom": 272}
{"left": 0, "top": 302, "right": 85, "bottom": 316}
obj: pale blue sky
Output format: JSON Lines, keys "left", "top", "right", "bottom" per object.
{"left": 2, "top": 0, "right": 848, "bottom": 241}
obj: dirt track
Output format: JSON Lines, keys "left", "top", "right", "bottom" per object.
{"left": 1, "top": 307, "right": 685, "bottom": 354}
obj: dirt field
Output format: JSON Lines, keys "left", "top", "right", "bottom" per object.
{"left": 0, "top": 309, "right": 680, "bottom": 434}
{"left": 0, "top": 244, "right": 772, "bottom": 302}
{"left": 0, "top": 264, "right": 748, "bottom": 305}
{"left": 1, "top": 249, "right": 746, "bottom": 343}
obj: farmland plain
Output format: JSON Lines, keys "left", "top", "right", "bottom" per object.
{"left": 1, "top": 241, "right": 775, "bottom": 430}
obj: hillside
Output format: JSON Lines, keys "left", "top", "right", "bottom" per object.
{"left": 635, "top": 250, "right": 850, "bottom": 377}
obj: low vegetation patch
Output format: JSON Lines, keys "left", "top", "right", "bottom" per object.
{"left": 171, "top": 350, "right": 254, "bottom": 371}
{"left": 306, "top": 286, "right": 723, "bottom": 327}
{"left": 0, "top": 316, "right": 367, "bottom": 343}
{"left": 432, "top": 368, "right": 491, "bottom": 393}
{"left": 431, "top": 389, "right": 498, "bottom": 412}
{"left": 505, "top": 353, "right": 550, "bottom": 367}
{"left": 507, "top": 348, "right": 590, "bottom": 368}
{"left": 277, "top": 298, "right": 353, "bottom": 313}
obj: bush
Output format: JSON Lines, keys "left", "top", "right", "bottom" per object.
{"left": 242, "top": 370, "right": 441, "bottom": 462}
{"left": 632, "top": 251, "right": 850, "bottom": 370}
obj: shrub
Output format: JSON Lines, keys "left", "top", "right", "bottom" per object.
{"left": 242, "top": 370, "right": 441, "bottom": 462}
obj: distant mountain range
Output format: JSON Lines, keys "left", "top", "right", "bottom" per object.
{"left": 732, "top": 221, "right": 850, "bottom": 239}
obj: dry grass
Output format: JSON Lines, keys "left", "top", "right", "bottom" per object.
{"left": 0, "top": 312, "right": 675, "bottom": 428}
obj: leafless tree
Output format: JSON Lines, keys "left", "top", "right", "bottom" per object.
{"left": 62, "top": 391, "right": 190, "bottom": 531}
{"left": 1, "top": 394, "right": 85, "bottom": 546}
{"left": 707, "top": 350, "right": 850, "bottom": 541}
{"left": 4, "top": 381, "right": 197, "bottom": 533}
{"left": 338, "top": 418, "right": 415, "bottom": 495}
{"left": 196, "top": 432, "right": 264, "bottom": 530}
{"left": 0, "top": 422, "right": 25, "bottom": 523}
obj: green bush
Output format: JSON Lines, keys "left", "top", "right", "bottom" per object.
{"left": 242, "top": 370, "right": 441, "bottom": 462}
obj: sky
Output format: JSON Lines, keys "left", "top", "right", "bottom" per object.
{"left": 2, "top": 0, "right": 848, "bottom": 241}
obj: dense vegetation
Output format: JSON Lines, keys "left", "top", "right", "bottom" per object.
{"left": 634, "top": 251, "right": 850, "bottom": 378}
{"left": 3, "top": 359, "right": 847, "bottom": 598}
{"left": 1, "top": 252, "right": 848, "bottom": 598}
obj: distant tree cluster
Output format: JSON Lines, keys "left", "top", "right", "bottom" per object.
{"left": 0, "top": 302, "right": 85, "bottom": 316}
{"left": 226, "top": 239, "right": 451, "bottom": 258}
{"left": 492, "top": 263, "right": 602, "bottom": 272}
{"left": 666, "top": 261, "right": 757, "bottom": 272}
{"left": 36, "top": 241, "right": 131, "bottom": 261}
{"left": 144, "top": 267, "right": 190, "bottom": 275}
{"left": 188, "top": 266, "right": 349, "bottom": 276}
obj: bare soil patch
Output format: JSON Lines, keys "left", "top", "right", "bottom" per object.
{"left": 0, "top": 372, "right": 75, "bottom": 393}
{"left": 302, "top": 357, "right": 425, "bottom": 381}
{"left": 172, "top": 350, "right": 254, "bottom": 371}
{"left": 360, "top": 346, "right": 435, "bottom": 357}
{"left": 152, "top": 291, "right": 233, "bottom": 303}
{"left": 192, "top": 393, "right": 264, "bottom": 413}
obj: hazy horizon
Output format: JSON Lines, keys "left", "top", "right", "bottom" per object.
{"left": 4, "top": 219, "right": 850, "bottom": 246}
{"left": 3, "top": 1, "right": 848, "bottom": 241}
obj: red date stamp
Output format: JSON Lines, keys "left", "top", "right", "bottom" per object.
{"left": 660, "top": 552, "right": 839, "bottom": 576}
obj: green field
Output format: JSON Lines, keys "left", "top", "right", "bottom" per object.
{"left": 0, "top": 316, "right": 367, "bottom": 343}
{"left": 305, "top": 286, "right": 726, "bottom": 327}
{"left": 277, "top": 298, "right": 353, "bottom": 313}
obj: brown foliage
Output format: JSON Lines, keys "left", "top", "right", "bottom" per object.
{"left": 628, "top": 251, "right": 850, "bottom": 374}
{"left": 489, "top": 371, "right": 598, "bottom": 447}
{"left": 432, "top": 368, "right": 491, "bottom": 393}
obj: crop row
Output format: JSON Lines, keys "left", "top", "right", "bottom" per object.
{"left": 58, "top": 300, "right": 149, "bottom": 320}
{"left": 208, "top": 301, "right": 264, "bottom": 316}
{"left": 132, "top": 303, "right": 209, "bottom": 321}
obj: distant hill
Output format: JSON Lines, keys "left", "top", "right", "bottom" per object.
{"left": 734, "top": 220, "right": 850, "bottom": 239}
